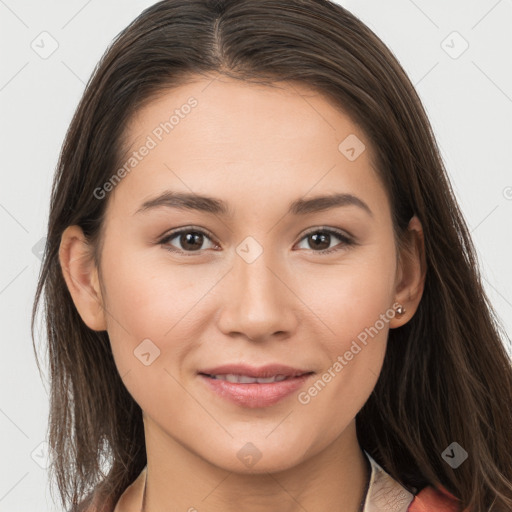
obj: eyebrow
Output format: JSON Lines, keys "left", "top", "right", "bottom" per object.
{"left": 135, "top": 191, "right": 373, "bottom": 218}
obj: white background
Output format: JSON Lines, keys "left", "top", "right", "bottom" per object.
{"left": 0, "top": 0, "right": 511, "bottom": 510}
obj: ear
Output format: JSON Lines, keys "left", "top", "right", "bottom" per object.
{"left": 389, "top": 215, "right": 427, "bottom": 328}
{"left": 59, "top": 225, "right": 107, "bottom": 331}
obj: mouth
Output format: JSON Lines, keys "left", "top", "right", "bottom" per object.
{"left": 198, "top": 363, "right": 312, "bottom": 379}
{"left": 197, "top": 364, "right": 315, "bottom": 408}
{"left": 201, "top": 373, "right": 296, "bottom": 383}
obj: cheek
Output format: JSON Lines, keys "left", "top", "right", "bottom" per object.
{"left": 97, "top": 246, "right": 186, "bottom": 368}
{"left": 295, "top": 242, "right": 396, "bottom": 418}
{"left": 304, "top": 243, "right": 396, "bottom": 348}
{"left": 98, "top": 255, "right": 198, "bottom": 414}
{"left": 100, "top": 240, "right": 205, "bottom": 331}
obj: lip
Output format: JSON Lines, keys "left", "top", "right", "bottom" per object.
{"left": 198, "top": 364, "right": 314, "bottom": 408}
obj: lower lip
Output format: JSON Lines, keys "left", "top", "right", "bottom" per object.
{"left": 199, "top": 373, "right": 313, "bottom": 408}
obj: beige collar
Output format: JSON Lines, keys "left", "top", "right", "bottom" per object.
{"left": 362, "top": 450, "right": 415, "bottom": 512}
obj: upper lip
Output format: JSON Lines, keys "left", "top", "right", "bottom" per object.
{"left": 199, "top": 364, "right": 313, "bottom": 379}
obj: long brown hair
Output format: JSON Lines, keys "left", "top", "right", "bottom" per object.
{"left": 31, "top": 1, "right": 512, "bottom": 510}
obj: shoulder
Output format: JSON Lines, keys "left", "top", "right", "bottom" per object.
{"left": 408, "top": 485, "right": 468, "bottom": 512}
{"left": 79, "top": 499, "right": 115, "bottom": 512}
{"left": 73, "top": 466, "right": 146, "bottom": 512}
{"left": 70, "top": 491, "right": 116, "bottom": 512}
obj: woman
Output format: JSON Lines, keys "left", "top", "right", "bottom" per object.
{"left": 31, "top": 1, "right": 512, "bottom": 511}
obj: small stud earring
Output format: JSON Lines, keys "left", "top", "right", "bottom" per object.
{"left": 395, "top": 304, "right": 406, "bottom": 316}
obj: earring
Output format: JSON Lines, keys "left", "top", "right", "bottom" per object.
{"left": 395, "top": 304, "right": 406, "bottom": 316}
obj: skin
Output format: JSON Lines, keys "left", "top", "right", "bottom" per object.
{"left": 59, "top": 75, "right": 426, "bottom": 512}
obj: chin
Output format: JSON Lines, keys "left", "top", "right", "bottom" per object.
{"left": 199, "top": 435, "right": 313, "bottom": 475}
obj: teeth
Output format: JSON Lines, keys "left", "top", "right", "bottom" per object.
{"left": 209, "top": 374, "right": 289, "bottom": 383}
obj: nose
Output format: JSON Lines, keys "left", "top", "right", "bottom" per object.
{"left": 216, "top": 245, "right": 298, "bottom": 343}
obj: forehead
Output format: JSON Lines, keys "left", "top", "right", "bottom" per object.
{"left": 107, "top": 76, "right": 388, "bottom": 220}
{"left": 125, "top": 76, "right": 364, "bottom": 156}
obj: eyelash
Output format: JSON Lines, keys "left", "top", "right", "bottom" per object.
{"left": 158, "top": 226, "right": 355, "bottom": 256}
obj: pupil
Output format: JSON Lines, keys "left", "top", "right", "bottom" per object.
{"left": 182, "top": 232, "right": 202, "bottom": 251}
{"left": 311, "top": 233, "right": 329, "bottom": 250}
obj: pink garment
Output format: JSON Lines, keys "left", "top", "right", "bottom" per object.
{"left": 408, "top": 484, "right": 467, "bottom": 512}
{"left": 362, "top": 449, "right": 467, "bottom": 512}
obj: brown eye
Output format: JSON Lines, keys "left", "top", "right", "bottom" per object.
{"left": 160, "top": 228, "right": 217, "bottom": 254}
{"left": 177, "top": 232, "right": 205, "bottom": 251}
{"left": 307, "top": 232, "right": 331, "bottom": 251}
{"left": 296, "top": 228, "right": 354, "bottom": 254}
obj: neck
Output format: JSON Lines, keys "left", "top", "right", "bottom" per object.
{"left": 139, "top": 418, "right": 370, "bottom": 512}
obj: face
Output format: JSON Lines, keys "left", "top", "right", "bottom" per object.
{"left": 85, "top": 76, "right": 405, "bottom": 473}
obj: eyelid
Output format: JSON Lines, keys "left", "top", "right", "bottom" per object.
{"left": 294, "top": 226, "right": 355, "bottom": 254}
{"left": 300, "top": 225, "right": 353, "bottom": 240}
{"left": 158, "top": 225, "right": 219, "bottom": 249}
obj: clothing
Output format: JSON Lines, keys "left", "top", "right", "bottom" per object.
{"left": 362, "top": 449, "right": 464, "bottom": 511}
